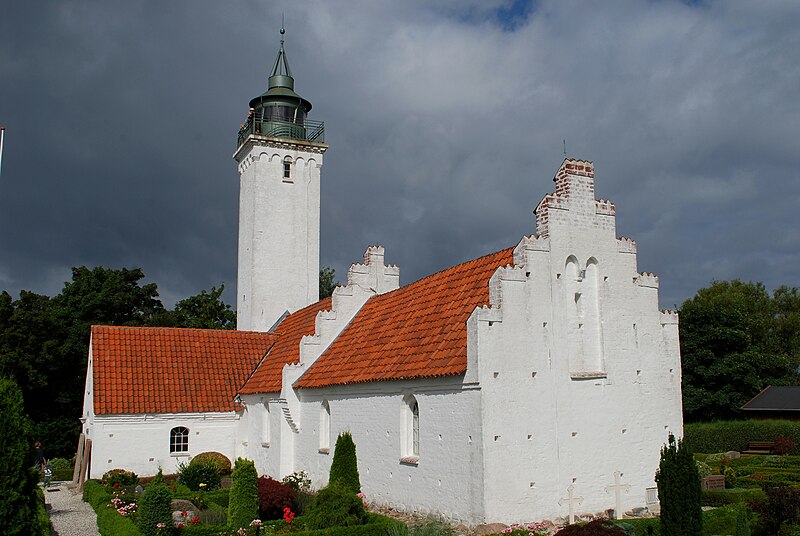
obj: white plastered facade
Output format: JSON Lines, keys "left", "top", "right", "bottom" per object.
{"left": 235, "top": 160, "right": 682, "bottom": 524}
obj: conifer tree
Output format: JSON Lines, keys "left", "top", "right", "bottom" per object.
{"left": 329, "top": 431, "right": 361, "bottom": 494}
{"left": 0, "top": 378, "right": 39, "bottom": 536}
{"left": 655, "top": 434, "right": 703, "bottom": 536}
{"left": 137, "top": 483, "right": 173, "bottom": 536}
{"left": 228, "top": 458, "right": 259, "bottom": 530}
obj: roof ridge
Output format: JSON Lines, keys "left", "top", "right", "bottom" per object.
{"left": 92, "top": 325, "right": 276, "bottom": 335}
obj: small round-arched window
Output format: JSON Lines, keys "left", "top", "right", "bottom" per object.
{"left": 170, "top": 426, "right": 189, "bottom": 453}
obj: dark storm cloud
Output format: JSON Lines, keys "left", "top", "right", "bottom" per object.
{"left": 1, "top": 0, "right": 798, "bottom": 309}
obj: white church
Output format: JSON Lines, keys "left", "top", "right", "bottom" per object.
{"left": 80, "top": 31, "right": 683, "bottom": 525}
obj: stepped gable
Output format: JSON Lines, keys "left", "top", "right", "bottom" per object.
{"left": 295, "top": 247, "right": 514, "bottom": 389}
{"left": 238, "top": 297, "right": 332, "bottom": 394}
{"left": 91, "top": 326, "right": 277, "bottom": 415}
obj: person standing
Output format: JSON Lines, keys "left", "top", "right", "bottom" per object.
{"left": 33, "top": 441, "right": 44, "bottom": 471}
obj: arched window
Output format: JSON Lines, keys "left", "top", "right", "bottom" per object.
{"left": 262, "top": 402, "right": 270, "bottom": 445}
{"left": 170, "top": 426, "right": 189, "bottom": 453}
{"left": 319, "top": 400, "right": 331, "bottom": 452}
{"left": 401, "top": 395, "right": 420, "bottom": 461}
{"left": 283, "top": 156, "right": 292, "bottom": 180}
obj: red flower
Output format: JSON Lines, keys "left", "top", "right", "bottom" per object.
{"left": 191, "top": 517, "right": 199, "bottom": 525}
{"left": 114, "top": 483, "right": 120, "bottom": 488}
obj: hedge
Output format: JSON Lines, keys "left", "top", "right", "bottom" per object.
{"left": 683, "top": 420, "right": 800, "bottom": 453}
{"left": 35, "top": 489, "right": 52, "bottom": 536}
{"left": 701, "top": 488, "right": 766, "bottom": 506}
{"left": 82, "top": 480, "right": 143, "bottom": 536}
{"left": 284, "top": 513, "right": 404, "bottom": 536}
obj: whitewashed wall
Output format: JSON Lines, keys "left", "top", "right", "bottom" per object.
{"left": 234, "top": 139, "right": 325, "bottom": 332}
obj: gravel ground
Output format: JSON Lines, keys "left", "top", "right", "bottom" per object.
{"left": 44, "top": 482, "right": 100, "bottom": 536}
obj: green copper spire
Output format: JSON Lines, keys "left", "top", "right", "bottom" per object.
{"left": 237, "top": 23, "right": 324, "bottom": 147}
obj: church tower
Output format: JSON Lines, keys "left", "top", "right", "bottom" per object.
{"left": 234, "top": 27, "right": 327, "bottom": 332}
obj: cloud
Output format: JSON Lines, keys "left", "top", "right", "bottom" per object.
{"left": 0, "top": 0, "right": 798, "bottom": 311}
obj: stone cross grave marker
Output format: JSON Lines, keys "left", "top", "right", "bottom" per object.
{"left": 559, "top": 484, "right": 584, "bottom": 524}
{"left": 604, "top": 471, "right": 631, "bottom": 519}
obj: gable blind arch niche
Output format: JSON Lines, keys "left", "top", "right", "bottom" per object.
{"left": 170, "top": 426, "right": 189, "bottom": 454}
{"left": 319, "top": 400, "right": 331, "bottom": 452}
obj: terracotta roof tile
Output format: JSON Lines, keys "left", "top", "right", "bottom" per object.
{"left": 295, "top": 247, "right": 513, "bottom": 388}
{"left": 238, "top": 297, "right": 332, "bottom": 394}
{"left": 92, "top": 326, "right": 277, "bottom": 415}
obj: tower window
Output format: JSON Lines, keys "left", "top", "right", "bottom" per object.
{"left": 170, "top": 426, "right": 189, "bottom": 453}
{"left": 319, "top": 400, "right": 330, "bottom": 452}
{"left": 283, "top": 156, "right": 292, "bottom": 180}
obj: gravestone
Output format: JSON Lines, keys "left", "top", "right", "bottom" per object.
{"left": 725, "top": 451, "right": 741, "bottom": 460}
{"left": 559, "top": 484, "right": 584, "bottom": 524}
{"left": 604, "top": 471, "right": 631, "bottom": 520}
{"left": 701, "top": 475, "right": 725, "bottom": 491}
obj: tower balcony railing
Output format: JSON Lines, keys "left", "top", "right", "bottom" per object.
{"left": 237, "top": 116, "right": 325, "bottom": 148}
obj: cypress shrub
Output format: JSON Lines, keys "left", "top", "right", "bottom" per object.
{"left": 329, "top": 431, "right": 361, "bottom": 494}
{"left": 304, "top": 482, "right": 369, "bottom": 530}
{"left": 137, "top": 483, "right": 174, "bottom": 536}
{"left": 655, "top": 434, "right": 703, "bottom": 536}
{"left": 228, "top": 457, "right": 259, "bottom": 530}
{"left": 0, "top": 378, "right": 40, "bottom": 536}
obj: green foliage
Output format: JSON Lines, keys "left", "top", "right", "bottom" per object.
{"left": 656, "top": 434, "right": 703, "bottom": 536}
{"left": 137, "top": 483, "right": 174, "bottom": 536}
{"left": 684, "top": 420, "right": 800, "bottom": 453}
{"left": 170, "top": 285, "right": 236, "bottom": 330}
{"left": 613, "top": 518, "right": 661, "bottom": 536}
{"left": 695, "top": 460, "right": 712, "bottom": 478}
{"left": 34, "top": 488, "right": 52, "bottom": 536}
{"left": 701, "top": 489, "right": 766, "bottom": 507}
{"left": 679, "top": 280, "right": 798, "bottom": 422}
{"left": 178, "top": 460, "right": 221, "bottom": 491}
{"left": 329, "top": 431, "right": 361, "bottom": 494}
{"left": 320, "top": 266, "right": 339, "bottom": 300}
{"left": 205, "top": 488, "right": 230, "bottom": 508}
{"left": 734, "top": 505, "right": 751, "bottom": 536}
{"left": 49, "top": 457, "right": 71, "bottom": 470}
{"left": 228, "top": 458, "right": 259, "bottom": 530}
{"left": 83, "top": 480, "right": 144, "bottom": 536}
{"left": 191, "top": 451, "right": 232, "bottom": 475}
{"left": 0, "top": 268, "right": 238, "bottom": 459}
{"left": 103, "top": 468, "right": 139, "bottom": 490}
{"left": 749, "top": 486, "right": 800, "bottom": 535}
{"left": 292, "top": 514, "right": 404, "bottom": 536}
{"left": 0, "top": 378, "right": 41, "bottom": 536}
{"left": 304, "top": 482, "right": 369, "bottom": 530}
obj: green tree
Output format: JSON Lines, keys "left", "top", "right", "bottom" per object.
{"left": 137, "top": 483, "right": 174, "bottom": 536}
{"left": 320, "top": 266, "right": 339, "bottom": 300}
{"left": 679, "top": 280, "right": 793, "bottom": 421}
{"left": 228, "top": 457, "right": 259, "bottom": 530}
{"left": 0, "top": 378, "right": 40, "bottom": 535}
{"left": 655, "top": 434, "right": 702, "bottom": 536}
{"left": 171, "top": 284, "right": 236, "bottom": 329}
{"left": 329, "top": 431, "right": 361, "bottom": 494}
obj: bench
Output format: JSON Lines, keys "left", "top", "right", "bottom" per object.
{"left": 742, "top": 441, "right": 776, "bottom": 455}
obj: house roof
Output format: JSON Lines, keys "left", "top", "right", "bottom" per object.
{"left": 741, "top": 386, "right": 800, "bottom": 412}
{"left": 238, "top": 297, "right": 332, "bottom": 395}
{"left": 91, "top": 325, "right": 277, "bottom": 415}
{"left": 295, "top": 247, "right": 514, "bottom": 389}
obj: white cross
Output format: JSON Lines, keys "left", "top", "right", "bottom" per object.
{"left": 604, "top": 471, "right": 631, "bottom": 519}
{"left": 559, "top": 484, "right": 584, "bottom": 524}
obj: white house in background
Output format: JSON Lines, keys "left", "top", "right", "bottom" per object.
{"left": 81, "top": 29, "right": 683, "bottom": 525}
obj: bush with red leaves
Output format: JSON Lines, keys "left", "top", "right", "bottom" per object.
{"left": 556, "top": 519, "right": 627, "bottom": 536}
{"left": 257, "top": 476, "right": 297, "bottom": 520}
{"left": 774, "top": 435, "right": 796, "bottom": 455}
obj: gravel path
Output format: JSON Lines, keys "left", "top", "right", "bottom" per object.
{"left": 44, "top": 482, "right": 101, "bottom": 536}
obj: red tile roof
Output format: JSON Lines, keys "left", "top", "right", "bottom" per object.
{"left": 238, "top": 297, "right": 332, "bottom": 394}
{"left": 295, "top": 247, "right": 513, "bottom": 389}
{"left": 91, "top": 326, "right": 277, "bottom": 415}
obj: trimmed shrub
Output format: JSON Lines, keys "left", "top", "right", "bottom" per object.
{"left": 556, "top": 519, "right": 627, "bottom": 536}
{"left": 734, "top": 505, "right": 751, "bottom": 536}
{"left": 228, "top": 457, "right": 259, "bottom": 530}
{"left": 35, "top": 488, "right": 52, "bottom": 536}
{"left": 205, "top": 488, "right": 230, "bottom": 508}
{"left": 103, "top": 468, "right": 139, "bottom": 490}
{"left": 612, "top": 518, "right": 660, "bottom": 536}
{"left": 701, "top": 488, "right": 766, "bottom": 507}
{"left": 257, "top": 476, "right": 297, "bottom": 520}
{"left": 49, "top": 457, "right": 72, "bottom": 471}
{"left": 191, "top": 451, "right": 232, "bottom": 476}
{"left": 304, "top": 482, "right": 369, "bottom": 530}
{"left": 749, "top": 485, "right": 800, "bottom": 535}
{"left": 177, "top": 460, "right": 221, "bottom": 491}
{"left": 137, "top": 483, "right": 174, "bottom": 536}
{"left": 83, "top": 480, "right": 143, "bottom": 536}
{"left": 329, "top": 431, "right": 361, "bottom": 494}
{"left": 285, "top": 513, "right": 404, "bottom": 536}
{"left": 684, "top": 420, "right": 800, "bottom": 454}
{"left": 0, "top": 378, "right": 40, "bottom": 536}
{"left": 655, "top": 434, "right": 702, "bottom": 536}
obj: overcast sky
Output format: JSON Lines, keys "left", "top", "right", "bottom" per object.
{"left": 1, "top": 0, "right": 798, "bottom": 311}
